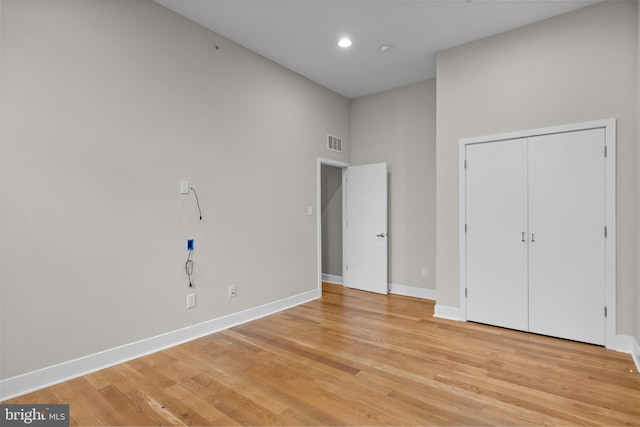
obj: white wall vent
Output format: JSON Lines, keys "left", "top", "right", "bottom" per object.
{"left": 327, "top": 135, "right": 343, "bottom": 152}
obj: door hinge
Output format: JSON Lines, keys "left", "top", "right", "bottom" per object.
{"left": 604, "top": 226, "right": 608, "bottom": 238}
{"left": 604, "top": 306, "right": 607, "bottom": 317}
{"left": 465, "top": 288, "right": 468, "bottom": 298}
{"left": 465, "top": 224, "right": 467, "bottom": 233}
{"left": 464, "top": 160, "right": 468, "bottom": 169}
{"left": 604, "top": 146, "right": 608, "bottom": 158}
{"left": 346, "top": 265, "right": 348, "bottom": 271}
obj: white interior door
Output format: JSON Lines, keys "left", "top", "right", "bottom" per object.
{"left": 345, "top": 163, "right": 388, "bottom": 294}
{"left": 465, "top": 139, "right": 529, "bottom": 331}
{"left": 528, "top": 129, "right": 606, "bottom": 345}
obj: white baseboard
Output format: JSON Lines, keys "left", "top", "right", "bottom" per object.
{"left": 389, "top": 283, "right": 436, "bottom": 300}
{"left": 321, "top": 274, "right": 343, "bottom": 285}
{"left": 433, "top": 304, "right": 464, "bottom": 321}
{"left": 0, "top": 288, "right": 320, "bottom": 401}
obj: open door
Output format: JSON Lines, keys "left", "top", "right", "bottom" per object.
{"left": 344, "top": 163, "right": 388, "bottom": 294}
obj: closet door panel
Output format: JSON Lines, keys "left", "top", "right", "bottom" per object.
{"left": 528, "top": 129, "right": 606, "bottom": 345}
{"left": 466, "top": 139, "right": 528, "bottom": 331}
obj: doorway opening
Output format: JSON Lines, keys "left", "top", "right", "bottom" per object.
{"left": 321, "top": 164, "right": 344, "bottom": 284}
{"left": 316, "top": 158, "right": 349, "bottom": 293}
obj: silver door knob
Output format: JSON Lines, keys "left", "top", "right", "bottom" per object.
{"left": 377, "top": 233, "right": 386, "bottom": 238}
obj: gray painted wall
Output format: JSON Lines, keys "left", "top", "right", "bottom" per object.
{"left": 350, "top": 80, "right": 437, "bottom": 290}
{"left": 436, "top": 1, "right": 638, "bottom": 336}
{"left": 0, "top": 0, "right": 350, "bottom": 379}
{"left": 321, "top": 165, "right": 342, "bottom": 277}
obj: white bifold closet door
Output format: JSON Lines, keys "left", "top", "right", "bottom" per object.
{"left": 528, "top": 129, "right": 606, "bottom": 345}
{"left": 466, "top": 139, "right": 529, "bottom": 331}
{"left": 465, "top": 128, "right": 606, "bottom": 345}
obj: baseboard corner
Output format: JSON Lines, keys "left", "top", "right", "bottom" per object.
{"left": 632, "top": 336, "right": 640, "bottom": 373}
{"left": 433, "top": 304, "right": 463, "bottom": 321}
{"left": 389, "top": 283, "right": 436, "bottom": 300}
{"left": 321, "top": 274, "right": 343, "bottom": 285}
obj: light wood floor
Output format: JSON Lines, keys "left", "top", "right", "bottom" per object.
{"left": 5, "top": 282, "right": 640, "bottom": 425}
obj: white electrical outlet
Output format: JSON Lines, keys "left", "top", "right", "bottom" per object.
{"left": 421, "top": 267, "right": 428, "bottom": 277}
{"left": 228, "top": 285, "right": 237, "bottom": 298}
{"left": 180, "top": 181, "right": 189, "bottom": 194}
{"left": 187, "top": 293, "right": 196, "bottom": 309}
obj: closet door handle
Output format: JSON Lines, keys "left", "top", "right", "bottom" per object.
{"left": 521, "top": 232, "right": 526, "bottom": 242}
{"left": 531, "top": 232, "right": 536, "bottom": 243}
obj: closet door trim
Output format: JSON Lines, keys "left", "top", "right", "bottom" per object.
{"left": 458, "top": 118, "right": 616, "bottom": 349}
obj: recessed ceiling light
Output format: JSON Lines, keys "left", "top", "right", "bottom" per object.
{"left": 338, "top": 38, "right": 352, "bottom": 48}
{"left": 380, "top": 45, "right": 392, "bottom": 53}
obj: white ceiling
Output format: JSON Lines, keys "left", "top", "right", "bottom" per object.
{"left": 153, "top": 0, "right": 600, "bottom": 99}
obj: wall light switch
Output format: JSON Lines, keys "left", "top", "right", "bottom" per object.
{"left": 180, "top": 181, "right": 189, "bottom": 194}
{"left": 421, "top": 267, "right": 428, "bottom": 277}
{"left": 307, "top": 205, "right": 313, "bottom": 216}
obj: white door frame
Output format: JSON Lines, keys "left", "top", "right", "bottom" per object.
{"left": 458, "top": 118, "right": 616, "bottom": 349}
{"left": 317, "top": 158, "right": 350, "bottom": 292}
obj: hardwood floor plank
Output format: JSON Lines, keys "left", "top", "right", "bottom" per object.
{"left": 50, "top": 381, "right": 101, "bottom": 427}
{"left": 129, "top": 388, "right": 188, "bottom": 426}
{"left": 189, "top": 361, "right": 290, "bottom": 415}
{"left": 433, "top": 371, "right": 639, "bottom": 426}
{"left": 163, "top": 381, "right": 243, "bottom": 426}
{"left": 127, "top": 361, "right": 224, "bottom": 426}
{"left": 3, "top": 282, "right": 639, "bottom": 425}
{"left": 97, "top": 384, "right": 163, "bottom": 426}
{"left": 242, "top": 367, "right": 348, "bottom": 426}
{"left": 64, "top": 377, "right": 130, "bottom": 426}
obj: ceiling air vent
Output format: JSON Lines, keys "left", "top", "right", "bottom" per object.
{"left": 327, "top": 135, "right": 343, "bottom": 152}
